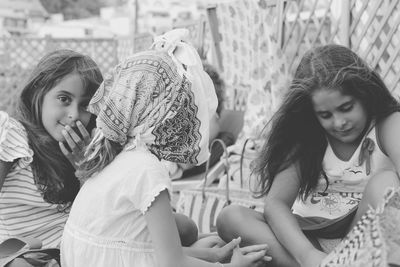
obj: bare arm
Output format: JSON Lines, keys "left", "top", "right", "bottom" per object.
{"left": 145, "top": 190, "right": 268, "bottom": 267}
{"left": 183, "top": 236, "right": 242, "bottom": 263}
{"left": 0, "top": 160, "right": 13, "bottom": 191}
{"left": 377, "top": 112, "right": 400, "bottom": 172}
{"left": 263, "top": 164, "right": 326, "bottom": 266}
{"left": 183, "top": 247, "right": 217, "bottom": 262}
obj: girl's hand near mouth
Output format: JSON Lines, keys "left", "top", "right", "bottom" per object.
{"left": 59, "top": 120, "right": 92, "bottom": 169}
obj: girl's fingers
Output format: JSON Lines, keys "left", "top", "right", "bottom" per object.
{"left": 244, "top": 250, "right": 268, "bottom": 262}
{"left": 76, "top": 121, "right": 90, "bottom": 143}
{"left": 263, "top": 255, "right": 272, "bottom": 261}
{"left": 191, "top": 235, "right": 223, "bottom": 248}
{"left": 59, "top": 142, "right": 70, "bottom": 156}
{"left": 232, "top": 244, "right": 242, "bottom": 257}
{"left": 240, "top": 244, "right": 269, "bottom": 254}
{"left": 223, "top": 237, "right": 241, "bottom": 251}
{"left": 65, "top": 125, "right": 82, "bottom": 144}
{"left": 62, "top": 129, "right": 77, "bottom": 151}
{"left": 64, "top": 125, "right": 87, "bottom": 151}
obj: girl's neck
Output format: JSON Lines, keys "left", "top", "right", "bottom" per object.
{"left": 327, "top": 136, "right": 360, "bottom": 161}
{"left": 327, "top": 118, "right": 373, "bottom": 161}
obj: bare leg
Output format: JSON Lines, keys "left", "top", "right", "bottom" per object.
{"left": 216, "top": 205, "right": 300, "bottom": 267}
{"left": 6, "top": 258, "right": 33, "bottom": 267}
{"left": 174, "top": 212, "right": 199, "bottom": 247}
{"left": 349, "top": 170, "right": 400, "bottom": 231}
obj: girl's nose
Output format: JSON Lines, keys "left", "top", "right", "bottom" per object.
{"left": 67, "top": 107, "right": 80, "bottom": 125}
{"left": 334, "top": 116, "right": 347, "bottom": 129}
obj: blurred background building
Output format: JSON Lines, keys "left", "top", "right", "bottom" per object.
{"left": 0, "top": 0, "right": 209, "bottom": 38}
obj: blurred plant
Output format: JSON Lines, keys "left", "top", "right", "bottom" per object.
{"left": 0, "top": 65, "right": 30, "bottom": 116}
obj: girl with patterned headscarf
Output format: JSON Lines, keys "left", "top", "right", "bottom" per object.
{"left": 60, "top": 29, "right": 269, "bottom": 267}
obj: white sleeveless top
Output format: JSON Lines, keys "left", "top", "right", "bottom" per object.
{"left": 292, "top": 125, "right": 395, "bottom": 220}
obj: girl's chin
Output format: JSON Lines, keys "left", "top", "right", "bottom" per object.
{"left": 336, "top": 135, "right": 358, "bottom": 144}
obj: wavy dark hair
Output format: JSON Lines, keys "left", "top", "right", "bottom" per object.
{"left": 203, "top": 62, "right": 225, "bottom": 116}
{"left": 17, "top": 49, "right": 103, "bottom": 206}
{"left": 254, "top": 44, "right": 400, "bottom": 200}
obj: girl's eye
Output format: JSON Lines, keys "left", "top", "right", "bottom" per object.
{"left": 57, "top": 95, "right": 71, "bottom": 105}
{"left": 341, "top": 104, "right": 353, "bottom": 112}
{"left": 318, "top": 112, "right": 331, "bottom": 119}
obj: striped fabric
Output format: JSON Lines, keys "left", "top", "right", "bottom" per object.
{"left": 176, "top": 187, "right": 263, "bottom": 234}
{"left": 0, "top": 111, "right": 69, "bottom": 248}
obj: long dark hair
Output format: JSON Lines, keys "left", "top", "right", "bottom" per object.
{"left": 203, "top": 62, "right": 225, "bottom": 116}
{"left": 255, "top": 44, "right": 400, "bottom": 200}
{"left": 17, "top": 49, "right": 103, "bottom": 205}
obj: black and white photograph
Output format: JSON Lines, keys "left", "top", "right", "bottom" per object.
{"left": 0, "top": 0, "right": 399, "bottom": 266}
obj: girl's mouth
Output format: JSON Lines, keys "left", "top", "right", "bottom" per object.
{"left": 58, "top": 121, "right": 74, "bottom": 128}
{"left": 337, "top": 128, "right": 353, "bottom": 136}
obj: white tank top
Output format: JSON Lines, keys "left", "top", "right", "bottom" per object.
{"left": 292, "top": 125, "right": 395, "bottom": 220}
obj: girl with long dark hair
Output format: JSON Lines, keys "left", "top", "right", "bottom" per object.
{"left": 216, "top": 44, "right": 400, "bottom": 267}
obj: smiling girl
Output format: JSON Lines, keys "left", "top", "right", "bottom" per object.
{"left": 0, "top": 49, "right": 102, "bottom": 248}
{"left": 216, "top": 44, "right": 400, "bottom": 267}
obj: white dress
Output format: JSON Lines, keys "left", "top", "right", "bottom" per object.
{"left": 60, "top": 146, "right": 172, "bottom": 267}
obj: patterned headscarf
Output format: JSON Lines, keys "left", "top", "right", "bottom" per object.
{"left": 87, "top": 29, "right": 217, "bottom": 165}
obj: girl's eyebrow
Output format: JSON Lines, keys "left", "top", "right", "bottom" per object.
{"left": 315, "top": 110, "right": 329, "bottom": 115}
{"left": 337, "top": 99, "right": 354, "bottom": 108}
{"left": 315, "top": 99, "right": 353, "bottom": 114}
{"left": 57, "top": 90, "right": 74, "bottom": 97}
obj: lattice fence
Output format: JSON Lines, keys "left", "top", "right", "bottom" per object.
{"left": 205, "top": 0, "right": 400, "bottom": 138}
{"left": 350, "top": 0, "right": 400, "bottom": 97}
{"left": 0, "top": 37, "right": 119, "bottom": 74}
{"left": 281, "top": 0, "right": 343, "bottom": 74}
{"left": 206, "top": 0, "right": 400, "bottom": 110}
{"left": 0, "top": 35, "right": 154, "bottom": 114}
{"left": 280, "top": 0, "right": 400, "bottom": 98}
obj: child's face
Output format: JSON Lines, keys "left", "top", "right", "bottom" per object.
{"left": 41, "top": 73, "right": 92, "bottom": 142}
{"left": 311, "top": 88, "right": 368, "bottom": 145}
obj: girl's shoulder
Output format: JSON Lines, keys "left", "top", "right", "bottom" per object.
{"left": 0, "top": 111, "right": 28, "bottom": 138}
{"left": 112, "top": 147, "right": 165, "bottom": 173}
{"left": 377, "top": 111, "right": 400, "bottom": 125}
{"left": 375, "top": 111, "right": 400, "bottom": 155}
{"left": 375, "top": 111, "right": 400, "bottom": 136}
{"left": 118, "top": 147, "right": 160, "bottom": 163}
{"left": 0, "top": 111, "right": 33, "bottom": 165}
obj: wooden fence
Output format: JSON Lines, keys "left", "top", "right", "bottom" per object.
{"left": 0, "top": 33, "right": 154, "bottom": 114}
{"left": 207, "top": 0, "right": 400, "bottom": 111}
{"left": 2, "top": 1, "right": 399, "bottom": 117}
{"left": 0, "top": 33, "right": 154, "bottom": 74}
{"left": 280, "top": 0, "right": 400, "bottom": 97}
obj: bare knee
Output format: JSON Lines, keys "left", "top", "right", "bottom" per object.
{"left": 174, "top": 213, "right": 199, "bottom": 246}
{"left": 216, "top": 205, "right": 252, "bottom": 242}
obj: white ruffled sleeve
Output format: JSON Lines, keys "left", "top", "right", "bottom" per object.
{"left": 125, "top": 152, "right": 172, "bottom": 214}
{"left": 0, "top": 111, "right": 33, "bottom": 166}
